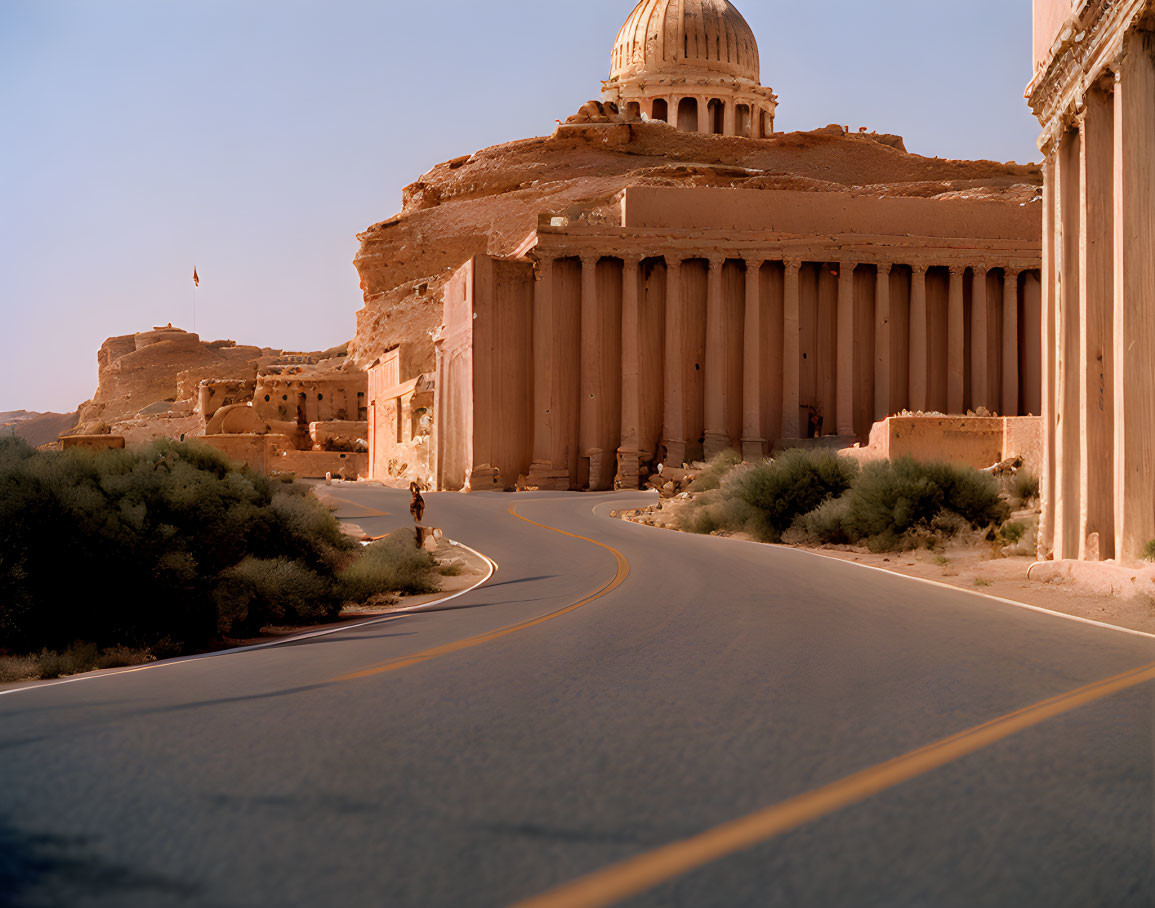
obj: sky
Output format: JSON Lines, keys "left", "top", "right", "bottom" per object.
{"left": 0, "top": 0, "right": 1042, "bottom": 414}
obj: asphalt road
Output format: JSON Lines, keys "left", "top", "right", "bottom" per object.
{"left": 1, "top": 487, "right": 1154, "bottom": 908}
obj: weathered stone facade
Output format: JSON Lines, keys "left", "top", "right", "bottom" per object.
{"left": 432, "top": 187, "right": 1042, "bottom": 491}
{"left": 1028, "top": 0, "right": 1155, "bottom": 563}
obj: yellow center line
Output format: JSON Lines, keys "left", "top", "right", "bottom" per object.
{"left": 332, "top": 505, "right": 630, "bottom": 682}
{"left": 323, "top": 492, "right": 392, "bottom": 518}
{"left": 510, "top": 659, "right": 1155, "bottom": 908}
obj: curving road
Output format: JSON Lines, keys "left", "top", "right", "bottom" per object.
{"left": 1, "top": 487, "right": 1154, "bottom": 908}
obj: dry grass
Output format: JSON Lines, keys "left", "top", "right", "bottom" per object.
{"left": 0, "top": 644, "right": 155, "bottom": 683}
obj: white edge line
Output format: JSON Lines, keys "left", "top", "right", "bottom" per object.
{"left": 0, "top": 540, "right": 498, "bottom": 698}
{"left": 609, "top": 505, "right": 1155, "bottom": 644}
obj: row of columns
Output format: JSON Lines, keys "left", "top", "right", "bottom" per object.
{"left": 618, "top": 93, "right": 772, "bottom": 138}
{"left": 530, "top": 252, "right": 1030, "bottom": 491}
{"left": 1038, "top": 29, "right": 1155, "bottom": 564}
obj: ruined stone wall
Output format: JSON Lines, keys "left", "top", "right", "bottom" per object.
{"left": 75, "top": 327, "right": 264, "bottom": 435}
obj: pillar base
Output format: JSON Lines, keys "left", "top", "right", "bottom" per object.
{"left": 615, "top": 448, "right": 641, "bottom": 490}
{"left": 703, "top": 431, "right": 731, "bottom": 461}
{"left": 661, "top": 440, "right": 688, "bottom": 468}
{"left": 585, "top": 448, "right": 612, "bottom": 492}
{"left": 525, "top": 460, "right": 570, "bottom": 491}
{"left": 740, "top": 437, "right": 766, "bottom": 462}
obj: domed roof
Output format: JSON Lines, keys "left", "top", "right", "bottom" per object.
{"left": 609, "top": 0, "right": 760, "bottom": 84}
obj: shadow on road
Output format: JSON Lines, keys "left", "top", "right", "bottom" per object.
{"left": 0, "top": 816, "right": 199, "bottom": 907}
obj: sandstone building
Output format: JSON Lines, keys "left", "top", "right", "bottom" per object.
{"left": 362, "top": 0, "right": 1046, "bottom": 492}
{"left": 1028, "top": 0, "right": 1155, "bottom": 564}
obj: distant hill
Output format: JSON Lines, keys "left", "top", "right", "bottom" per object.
{"left": 0, "top": 410, "right": 79, "bottom": 447}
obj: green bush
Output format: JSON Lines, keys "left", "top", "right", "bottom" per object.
{"left": 1143, "top": 540, "right": 1155, "bottom": 563}
{"left": 730, "top": 449, "right": 858, "bottom": 542}
{"left": 214, "top": 557, "right": 340, "bottom": 637}
{"left": 839, "top": 458, "right": 1009, "bottom": 549}
{"left": 340, "top": 531, "right": 438, "bottom": 601}
{"left": 785, "top": 496, "right": 853, "bottom": 547}
{"left": 686, "top": 450, "right": 743, "bottom": 493}
{"left": 0, "top": 438, "right": 356, "bottom": 653}
{"left": 1013, "top": 471, "right": 1041, "bottom": 504}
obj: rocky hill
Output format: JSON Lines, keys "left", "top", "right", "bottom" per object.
{"left": 351, "top": 119, "right": 1042, "bottom": 374}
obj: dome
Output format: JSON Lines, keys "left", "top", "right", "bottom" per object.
{"left": 609, "top": 0, "right": 760, "bottom": 84}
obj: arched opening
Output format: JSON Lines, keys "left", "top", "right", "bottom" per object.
{"left": 708, "top": 98, "right": 724, "bottom": 135}
{"left": 736, "top": 104, "right": 752, "bottom": 138}
{"left": 677, "top": 97, "right": 699, "bottom": 132}
{"left": 627, "top": 100, "right": 641, "bottom": 119}
{"left": 652, "top": 98, "right": 669, "bottom": 122}
{"left": 605, "top": 101, "right": 619, "bottom": 116}
{"left": 759, "top": 110, "right": 771, "bottom": 138}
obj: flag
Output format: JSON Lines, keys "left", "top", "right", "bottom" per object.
{"left": 193, "top": 266, "right": 200, "bottom": 288}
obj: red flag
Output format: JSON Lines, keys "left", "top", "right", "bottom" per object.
{"left": 193, "top": 266, "right": 200, "bottom": 288}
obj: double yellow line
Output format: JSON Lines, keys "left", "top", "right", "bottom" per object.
{"left": 334, "top": 505, "right": 629, "bottom": 683}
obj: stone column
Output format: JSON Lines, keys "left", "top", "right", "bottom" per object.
{"left": 836, "top": 261, "right": 855, "bottom": 437}
{"left": 970, "top": 266, "right": 989, "bottom": 412}
{"left": 873, "top": 263, "right": 892, "bottom": 421}
{"left": 1055, "top": 127, "right": 1083, "bottom": 560}
{"left": 528, "top": 253, "right": 561, "bottom": 486}
{"left": 1080, "top": 88, "right": 1116, "bottom": 560}
{"left": 1112, "top": 44, "right": 1155, "bottom": 563}
{"left": 616, "top": 256, "right": 642, "bottom": 489}
{"left": 908, "top": 265, "right": 928, "bottom": 412}
{"left": 1001, "top": 269, "right": 1021, "bottom": 416}
{"left": 579, "top": 254, "right": 606, "bottom": 489}
{"left": 698, "top": 98, "right": 711, "bottom": 135}
{"left": 723, "top": 101, "right": 736, "bottom": 137}
{"left": 1039, "top": 158, "right": 1057, "bottom": 560}
{"left": 703, "top": 255, "right": 728, "bottom": 459}
{"left": 662, "top": 258, "right": 687, "bottom": 466}
{"left": 741, "top": 258, "right": 765, "bottom": 460}
{"left": 780, "top": 259, "right": 802, "bottom": 441}
{"left": 947, "top": 265, "right": 965, "bottom": 414}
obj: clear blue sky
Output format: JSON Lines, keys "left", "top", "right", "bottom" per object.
{"left": 0, "top": 0, "right": 1041, "bottom": 414}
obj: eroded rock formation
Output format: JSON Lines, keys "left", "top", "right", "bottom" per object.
{"left": 351, "top": 121, "right": 1041, "bottom": 375}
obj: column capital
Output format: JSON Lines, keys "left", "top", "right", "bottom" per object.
{"left": 706, "top": 253, "right": 726, "bottom": 269}
{"left": 972, "top": 263, "right": 989, "bottom": 277}
{"left": 948, "top": 264, "right": 966, "bottom": 277}
{"left": 620, "top": 253, "right": 641, "bottom": 270}
{"left": 838, "top": 260, "right": 856, "bottom": 273}
{"left": 666, "top": 256, "right": 683, "bottom": 272}
{"left": 578, "top": 252, "right": 601, "bottom": 267}
{"left": 783, "top": 257, "right": 803, "bottom": 273}
{"left": 1003, "top": 265, "right": 1022, "bottom": 279}
{"left": 745, "top": 256, "right": 765, "bottom": 271}
{"left": 876, "top": 262, "right": 893, "bottom": 276}
{"left": 533, "top": 248, "right": 556, "bottom": 266}
{"left": 910, "top": 263, "right": 928, "bottom": 276}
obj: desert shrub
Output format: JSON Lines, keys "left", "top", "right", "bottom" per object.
{"left": 686, "top": 450, "right": 743, "bottom": 493}
{"left": 340, "top": 531, "right": 438, "bottom": 601}
{"left": 1013, "top": 471, "right": 1041, "bottom": 504}
{"left": 0, "top": 440, "right": 355, "bottom": 654}
{"left": 214, "top": 557, "right": 340, "bottom": 636}
{"left": 675, "top": 488, "right": 759, "bottom": 537}
{"left": 1143, "top": 540, "right": 1155, "bottom": 563}
{"left": 729, "top": 449, "right": 858, "bottom": 542}
{"left": 837, "top": 458, "right": 1010, "bottom": 551}
{"left": 785, "top": 496, "right": 853, "bottom": 546}
{"left": 999, "top": 520, "right": 1028, "bottom": 546}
